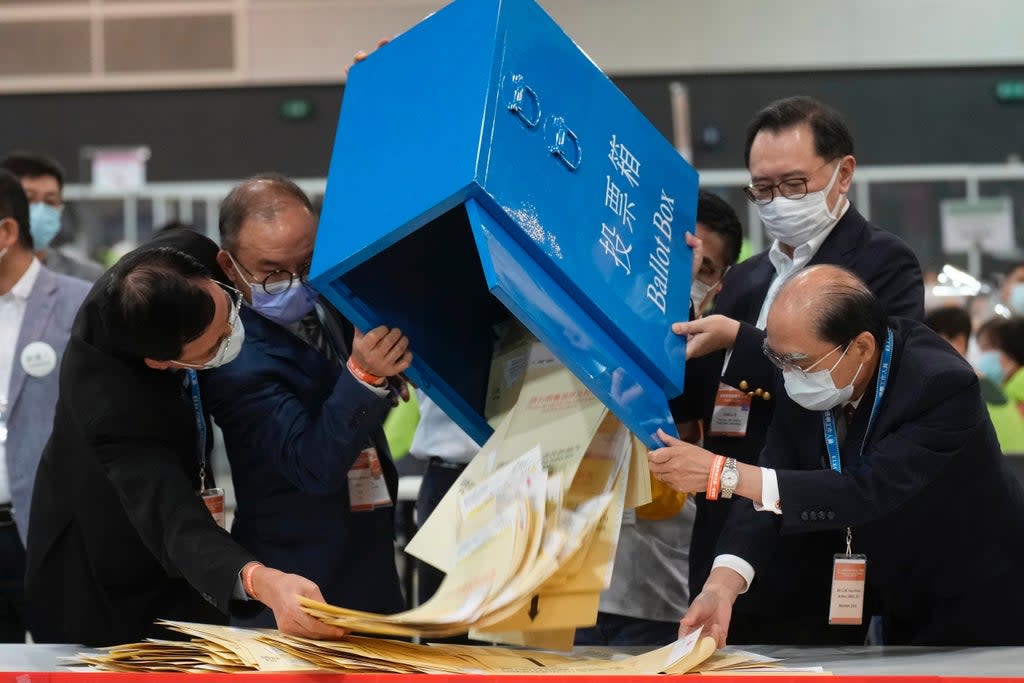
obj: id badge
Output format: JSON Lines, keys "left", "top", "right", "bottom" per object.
{"left": 708, "top": 383, "right": 752, "bottom": 437}
{"left": 348, "top": 448, "right": 393, "bottom": 512}
{"left": 200, "top": 487, "right": 226, "bottom": 529}
{"left": 828, "top": 555, "right": 867, "bottom": 625}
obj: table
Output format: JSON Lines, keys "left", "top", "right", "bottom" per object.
{"left": 2, "top": 643, "right": 1023, "bottom": 680}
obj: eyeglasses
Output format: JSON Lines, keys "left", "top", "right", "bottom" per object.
{"left": 744, "top": 160, "right": 837, "bottom": 205}
{"left": 171, "top": 283, "right": 242, "bottom": 369}
{"left": 229, "top": 252, "right": 310, "bottom": 295}
{"left": 698, "top": 260, "right": 730, "bottom": 282}
{"left": 762, "top": 337, "right": 847, "bottom": 376}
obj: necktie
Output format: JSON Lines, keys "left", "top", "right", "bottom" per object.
{"left": 299, "top": 312, "right": 336, "bottom": 363}
{"left": 835, "top": 403, "right": 855, "bottom": 444}
{"left": 844, "top": 402, "right": 857, "bottom": 425}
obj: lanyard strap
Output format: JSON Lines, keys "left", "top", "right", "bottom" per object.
{"left": 186, "top": 369, "right": 208, "bottom": 490}
{"left": 821, "top": 327, "right": 894, "bottom": 473}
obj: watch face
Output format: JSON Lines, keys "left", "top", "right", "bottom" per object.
{"left": 721, "top": 470, "right": 739, "bottom": 488}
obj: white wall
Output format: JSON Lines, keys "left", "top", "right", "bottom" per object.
{"left": 0, "top": 0, "right": 1021, "bottom": 93}
{"left": 247, "top": 0, "right": 1024, "bottom": 83}
{"left": 540, "top": 0, "right": 1024, "bottom": 74}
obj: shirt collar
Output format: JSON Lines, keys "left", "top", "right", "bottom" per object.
{"left": 7, "top": 256, "right": 41, "bottom": 301}
{"left": 847, "top": 349, "right": 879, "bottom": 411}
{"left": 767, "top": 198, "right": 850, "bottom": 274}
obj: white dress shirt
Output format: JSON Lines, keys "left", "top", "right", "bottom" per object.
{"left": 754, "top": 199, "right": 850, "bottom": 330}
{"left": 0, "top": 257, "right": 41, "bottom": 504}
{"left": 720, "top": 199, "right": 849, "bottom": 374}
{"left": 409, "top": 391, "right": 478, "bottom": 465}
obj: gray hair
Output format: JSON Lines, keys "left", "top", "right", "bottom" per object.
{"left": 218, "top": 172, "right": 314, "bottom": 252}
{"left": 778, "top": 265, "right": 887, "bottom": 347}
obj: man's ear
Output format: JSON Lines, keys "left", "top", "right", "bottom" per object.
{"left": 216, "top": 250, "right": 238, "bottom": 287}
{"left": 853, "top": 330, "right": 876, "bottom": 361}
{"left": 836, "top": 155, "right": 857, "bottom": 195}
{"left": 0, "top": 216, "right": 19, "bottom": 250}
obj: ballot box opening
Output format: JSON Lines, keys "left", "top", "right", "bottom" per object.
{"left": 319, "top": 195, "right": 683, "bottom": 448}
{"left": 334, "top": 204, "right": 513, "bottom": 439}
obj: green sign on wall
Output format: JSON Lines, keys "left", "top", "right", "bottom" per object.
{"left": 280, "top": 98, "right": 315, "bottom": 120}
{"left": 995, "top": 80, "right": 1024, "bottom": 103}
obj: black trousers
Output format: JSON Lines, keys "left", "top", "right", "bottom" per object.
{"left": 413, "top": 459, "right": 474, "bottom": 644}
{"left": 414, "top": 459, "right": 466, "bottom": 606}
{"left": 0, "top": 523, "right": 27, "bottom": 643}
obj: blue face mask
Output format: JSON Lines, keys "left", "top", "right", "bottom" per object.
{"left": 1010, "top": 284, "right": 1024, "bottom": 315}
{"left": 226, "top": 251, "right": 317, "bottom": 326}
{"left": 250, "top": 280, "right": 319, "bottom": 325}
{"left": 29, "top": 202, "right": 62, "bottom": 250}
{"left": 977, "top": 350, "right": 1006, "bottom": 385}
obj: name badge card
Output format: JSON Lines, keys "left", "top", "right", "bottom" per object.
{"left": 828, "top": 555, "right": 867, "bottom": 625}
{"left": 348, "top": 447, "right": 393, "bottom": 512}
{"left": 709, "top": 383, "right": 752, "bottom": 437}
{"left": 200, "top": 487, "right": 226, "bottom": 529}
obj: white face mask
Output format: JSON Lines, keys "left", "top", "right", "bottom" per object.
{"left": 171, "top": 315, "right": 245, "bottom": 370}
{"left": 757, "top": 162, "right": 843, "bottom": 248}
{"left": 204, "top": 315, "right": 245, "bottom": 368}
{"left": 782, "top": 342, "right": 863, "bottom": 411}
{"left": 691, "top": 278, "right": 716, "bottom": 314}
{"left": 170, "top": 288, "right": 246, "bottom": 370}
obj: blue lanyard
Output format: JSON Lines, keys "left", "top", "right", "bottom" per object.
{"left": 186, "top": 369, "right": 208, "bottom": 489}
{"left": 821, "top": 327, "right": 894, "bottom": 473}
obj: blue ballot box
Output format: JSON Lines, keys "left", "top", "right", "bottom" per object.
{"left": 310, "top": 0, "right": 699, "bottom": 449}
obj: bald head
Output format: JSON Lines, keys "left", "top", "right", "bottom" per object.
{"left": 770, "top": 265, "right": 880, "bottom": 345}
{"left": 219, "top": 173, "right": 314, "bottom": 254}
{"left": 765, "top": 266, "right": 887, "bottom": 400}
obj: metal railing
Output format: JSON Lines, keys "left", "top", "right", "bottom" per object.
{"left": 61, "top": 163, "right": 1024, "bottom": 276}
{"left": 62, "top": 177, "right": 327, "bottom": 248}
{"left": 699, "top": 163, "right": 1024, "bottom": 260}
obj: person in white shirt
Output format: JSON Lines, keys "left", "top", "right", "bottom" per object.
{"left": 0, "top": 169, "right": 90, "bottom": 642}
{"left": 1, "top": 153, "right": 105, "bottom": 282}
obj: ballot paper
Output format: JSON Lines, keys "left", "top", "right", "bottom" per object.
{"left": 77, "top": 621, "right": 745, "bottom": 675}
{"left": 300, "top": 340, "right": 657, "bottom": 647}
{"left": 74, "top": 620, "right": 822, "bottom": 675}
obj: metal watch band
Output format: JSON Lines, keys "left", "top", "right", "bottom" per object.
{"left": 720, "top": 457, "right": 739, "bottom": 499}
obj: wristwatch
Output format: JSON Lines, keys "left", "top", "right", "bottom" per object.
{"left": 720, "top": 457, "right": 739, "bottom": 499}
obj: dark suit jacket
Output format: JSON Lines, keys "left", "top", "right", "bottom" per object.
{"left": 675, "top": 205, "right": 925, "bottom": 623}
{"left": 25, "top": 229, "right": 256, "bottom": 647}
{"left": 718, "top": 317, "right": 1024, "bottom": 645}
{"left": 201, "top": 304, "right": 404, "bottom": 626}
